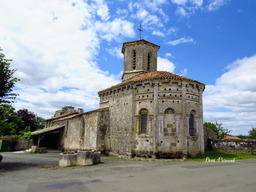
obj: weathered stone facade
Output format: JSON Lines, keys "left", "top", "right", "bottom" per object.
{"left": 97, "top": 39, "right": 205, "bottom": 158}
{"left": 209, "top": 139, "right": 256, "bottom": 154}
{"left": 34, "top": 39, "right": 205, "bottom": 158}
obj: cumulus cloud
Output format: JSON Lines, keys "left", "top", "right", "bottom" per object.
{"left": 165, "top": 53, "right": 173, "bottom": 58}
{"left": 175, "top": 6, "right": 195, "bottom": 17}
{"left": 152, "top": 30, "right": 165, "bottom": 37}
{"left": 166, "top": 37, "right": 195, "bottom": 45}
{"left": 203, "top": 54, "right": 256, "bottom": 135}
{"left": 128, "top": 0, "right": 166, "bottom": 28}
{"left": 95, "top": 18, "right": 135, "bottom": 42}
{"left": 157, "top": 57, "right": 176, "bottom": 72}
{"left": 171, "top": 0, "right": 188, "bottom": 5}
{"left": 158, "top": 8, "right": 169, "bottom": 23}
{"left": 171, "top": 0, "right": 230, "bottom": 17}
{"left": 0, "top": 0, "right": 133, "bottom": 118}
{"left": 180, "top": 68, "right": 188, "bottom": 76}
{"left": 190, "top": 0, "right": 203, "bottom": 6}
{"left": 106, "top": 47, "right": 123, "bottom": 59}
{"left": 116, "top": 8, "right": 128, "bottom": 19}
{"left": 207, "top": 0, "right": 230, "bottom": 11}
{"left": 167, "top": 27, "right": 178, "bottom": 36}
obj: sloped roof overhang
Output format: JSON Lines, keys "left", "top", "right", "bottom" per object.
{"left": 31, "top": 125, "right": 65, "bottom": 135}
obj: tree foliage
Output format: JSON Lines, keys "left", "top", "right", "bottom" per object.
{"left": 0, "top": 104, "right": 24, "bottom": 136}
{"left": 60, "top": 106, "right": 68, "bottom": 115}
{"left": 17, "top": 109, "right": 36, "bottom": 132}
{"left": 204, "top": 121, "right": 232, "bottom": 139}
{"left": 33, "top": 115, "right": 45, "bottom": 130}
{"left": 0, "top": 48, "right": 19, "bottom": 104}
{"left": 17, "top": 109, "right": 45, "bottom": 132}
{"left": 248, "top": 124, "right": 256, "bottom": 139}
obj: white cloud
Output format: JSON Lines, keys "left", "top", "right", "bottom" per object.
{"left": 143, "top": 14, "right": 162, "bottom": 27}
{"left": 157, "top": 57, "right": 176, "bottom": 72}
{"left": 166, "top": 37, "right": 195, "bottom": 45}
{"left": 128, "top": 2, "right": 133, "bottom": 12}
{"left": 0, "top": 0, "right": 131, "bottom": 118}
{"left": 171, "top": 0, "right": 188, "bottom": 5}
{"left": 165, "top": 53, "right": 173, "bottom": 58}
{"left": 136, "top": 8, "right": 149, "bottom": 20}
{"left": 180, "top": 68, "right": 188, "bottom": 76}
{"left": 207, "top": 0, "right": 230, "bottom": 11}
{"left": 176, "top": 6, "right": 189, "bottom": 17}
{"left": 203, "top": 54, "right": 256, "bottom": 135}
{"left": 106, "top": 47, "right": 123, "bottom": 59}
{"left": 95, "top": 18, "right": 135, "bottom": 42}
{"left": 167, "top": 27, "right": 178, "bottom": 35}
{"left": 92, "top": 0, "right": 111, "bottom": 21}
{"left": 142, "top": 0, "right": 168, "bottom": 12}
{"left": 190, "top": 0, "right": 203, "bottom": 6}
{"left": 152, "top": 30, "right": 165, "bottom": 37}
{"left": 158, "top": 8, "right": 169, "bottom": 23}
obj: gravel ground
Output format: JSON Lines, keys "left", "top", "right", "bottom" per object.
{"left": 0, "top": 152, "right": 182, "bottom": 184}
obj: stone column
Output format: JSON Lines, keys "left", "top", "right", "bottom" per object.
{"left": 153, "top": 82, "right": 159, "bottom": 153}
{"left": 198, "top": 86, "right": 205, "bottom": 155}
{"left": 175, "top": 115, "right": 181, "bottom": 133}
{"left": 181, "top": 82, "right": 188, "bottom": 157}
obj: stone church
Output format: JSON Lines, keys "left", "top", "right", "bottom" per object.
{"left": 32, "top": 39, "right": 205, "bottom": 158}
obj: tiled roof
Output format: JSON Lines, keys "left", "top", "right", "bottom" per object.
{"left": 31, "top": 124, "right": 65, "bottom": 135}
{"left": 121, "top": 39, "right": 160, "bottom": 53}
{"left": 98, "top": 71, "right": 204, "bottom": 93}
{"left": 46, "top": 112, "right": 79, "bottom": 121}
{"left": 223, "top": 136, "right": 242, "bottom": 140}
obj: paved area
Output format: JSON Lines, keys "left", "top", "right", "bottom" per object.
{"left": 0, "top": 152, "right": 256, "bottom": 192}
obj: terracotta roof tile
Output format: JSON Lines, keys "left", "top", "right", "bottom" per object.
{"left": 98, "top": 71, "right": 204, "bottom": 93}
{"left": 223, "top": 136, "right": 242, "bottom": 140}
{"left": 46, "top": 112, "right": 79, "bottom": 121}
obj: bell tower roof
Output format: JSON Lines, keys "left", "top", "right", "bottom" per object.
{"left": 121, "top": 39, "right": 160, "bottom": 81}
{"left": 121, "top": 39, "right": 160, "bottom": 54}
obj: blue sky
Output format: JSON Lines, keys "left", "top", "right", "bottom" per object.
{"left": 0, "top": 0, "right": 255, "bottom": 135}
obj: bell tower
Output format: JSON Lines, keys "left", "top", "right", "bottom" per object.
{"left": 121, "top": 39, "right": 160, "bottom": 81}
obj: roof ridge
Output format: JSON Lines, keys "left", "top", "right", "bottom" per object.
{"left": 98, "top": 71, "right": 204, "bottom": 93}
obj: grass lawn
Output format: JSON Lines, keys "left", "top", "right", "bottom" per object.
{"left": 187, "top": 150, "right": 256, "bottom": 162}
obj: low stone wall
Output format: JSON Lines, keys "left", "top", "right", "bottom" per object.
{"left": 59, "top": 151, "right": 101, "bottom": 167}
{"left": 0, "top": 138, "right": 33, "bottom": 152}
{"left": 209, "top": 139, "right": 256, "bottom": 154}
{"left": 204, "top": 127, "right": 217, "bottom": 149}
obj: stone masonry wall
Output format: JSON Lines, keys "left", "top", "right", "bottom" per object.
{"left": 209, "top": 139, "right": 256, "bottom": 154}
{"left": 204, "top": 126, "right": 217, "bottom": 149}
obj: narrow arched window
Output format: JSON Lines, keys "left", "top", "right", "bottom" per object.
{"left": 189, "top": 114, "right": 194, "bottom": 136}
{"left": 140, "top": 109, "right": 148, "bottom": 133}
{"left": 147, "top": 53, "right": 150, "bottom": 71}
{"left": 133, "top": 50, "right": 136, "bottom": 70}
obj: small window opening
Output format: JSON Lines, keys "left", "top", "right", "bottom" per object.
{"left": 147, "top": 54, "right": 150, "bottom": 70}
{"left": 133, "top": 51, "right": 136, "bottom": 70}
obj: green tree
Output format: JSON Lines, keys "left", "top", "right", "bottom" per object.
{"left": 204, "top": 120, "right": 232, "bottom": 139}
{"left": 0, "top": 48, "right": 20, "bottom": 104}
{"left": 248, "top": 124, "right": 256, "bottom": 139}
{"left": 33, "top": 115, "right": 45, "bottom": 130}
{"left": 60, "top": 106, "right": 68, "bottom": 115}
{"left": 0, "top": 104, "right": 24, "bottom": 136}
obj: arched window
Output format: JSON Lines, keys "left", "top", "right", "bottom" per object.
{"left": 189, "top": 114, "right": 194, "bottom": 136}
{"left": 140, "top": 109, "right": 148, "bottom": 133}
{"left": 147, "top": 53, "right": 150, "bottom": 71}
{"left": 133, "top": 50, "right": 136, "bottom": 70}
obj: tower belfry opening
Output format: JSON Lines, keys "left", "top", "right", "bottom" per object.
{"left": 121, "top": 39, "right": 160, "bottom": 81}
